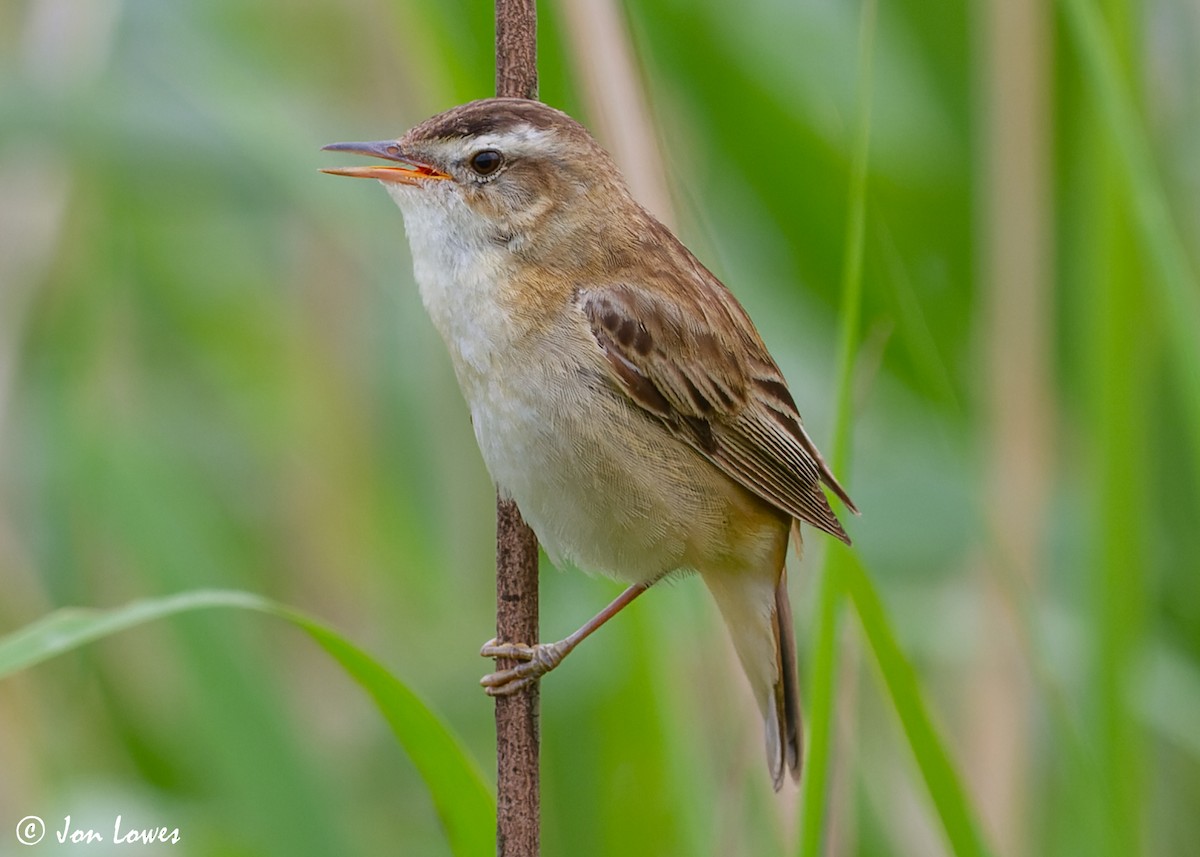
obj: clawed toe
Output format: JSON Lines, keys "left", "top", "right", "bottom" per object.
{"left": 480, "top": 639, "right": 537, "bottom": 661}
{"left": 479, "top": 639, "right": 567, "bottom": 695}
{"left": 480, "top": 665, "right": 541, "bottom": 696}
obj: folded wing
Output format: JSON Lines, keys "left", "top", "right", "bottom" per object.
{"left": 578, "top": 279, "right": 856, "bottom": 544}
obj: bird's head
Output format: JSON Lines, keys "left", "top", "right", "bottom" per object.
{"left": 322, "top": 98, "right": 634, "bottom": 259}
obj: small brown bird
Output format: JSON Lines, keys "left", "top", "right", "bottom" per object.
{"left": 323, "top": 98, "right": 856, "bottom": 789}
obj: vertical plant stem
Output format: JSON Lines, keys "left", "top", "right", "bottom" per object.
{"left": 497, "top": 0, "right": 538, "bottom": 101}
{"left": 1085, "top": 6, "right": 1145, "bottom": 854}
{"left": 969, "top": 0, "right": 1052, "bottom": 850}
{"left": 558, "top": 0, "right": 674, "bottom": 227}
{"left": 1062, "top": 2, "right": 1148, "bottom": 853}
{"left": 494, "top": 4, "right": 539, "bottom": 856}
{"left": 797, "top": 561, "right": 847, "bottom": 857}
{"left": 495, "top": 495, "right": 541, "bottom": 857}
{"left": 828, "top": 0, "right": 875, "bottom": 472}
{"left": 1058, "top": 0, "right": 1200, "bottom": 488}
{"left": 797, "top": 1, "right": 874, "bottom": 853}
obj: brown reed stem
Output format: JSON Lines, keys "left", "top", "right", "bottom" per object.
{"left": 493, "top": 4, "right": 540, "bottom": 855}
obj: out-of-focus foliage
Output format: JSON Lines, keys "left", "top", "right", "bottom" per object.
{"left": 0, "top": 591, "right": 495, "bottom": 857}
{"left": 0, "top": 0, "right": 1196, "bottom": 855}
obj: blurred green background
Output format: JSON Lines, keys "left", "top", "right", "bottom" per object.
{"left": 1, "top": 0, "right": 1198, "bottom": 854}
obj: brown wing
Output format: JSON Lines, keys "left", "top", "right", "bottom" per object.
{"left": 579, "top": 280, "right": 857, "bottom": 545}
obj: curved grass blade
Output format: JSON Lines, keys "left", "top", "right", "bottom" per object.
{"left": 0, "top": 589, "right": 495, "bottom": 857}
{"left": 842, "top": 556, "right": 994, "bottom": 857}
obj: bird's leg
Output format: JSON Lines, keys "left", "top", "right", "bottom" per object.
{"left": 480, "top": 582, "right": 651, "bottom": 695}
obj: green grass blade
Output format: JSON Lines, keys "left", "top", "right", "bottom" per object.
{"left": 796, "top": 6, "right": 994, "bottom": 852}
{"left": 828, "top": 0, "right": 876, "bottom": 470}
{"left": 797, "top": 1, "right": 875, "bottom": 852}
{"left": 0, "top": 590, "right": 495, "bottom": 857}
{"left": 1061, "top": 2, "right": 1159, "bottom": 851}
{"left": 796, "top": 552, "right": 847, "bottom": 857}
{"left": 1058, "top": 0, "right": 1200, "bottom": 485}
{"left": 842, "top": 557, "right": 994, "bottom": 857}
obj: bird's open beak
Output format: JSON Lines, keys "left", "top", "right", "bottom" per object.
{"left": 320, "top": 140, "right": 450, "bottom": 184}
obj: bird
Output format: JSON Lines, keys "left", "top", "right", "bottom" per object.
{"left": 322, "top": 98, "right": 856, "bottom": 789}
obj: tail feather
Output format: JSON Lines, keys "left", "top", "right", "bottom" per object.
{"left": 773, "top": 566, "right": 803, "bottom": 786}
{"left": 701, "top": 530, "right": 803, "bottom": 790}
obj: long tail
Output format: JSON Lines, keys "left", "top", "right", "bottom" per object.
{"left": 773, "top": 565, "right": 803, "bottom": 786}
{"left": 701, "top": 538, "right": 802, "bottom": 789}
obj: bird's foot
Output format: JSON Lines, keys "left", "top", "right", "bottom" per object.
{"left": 479, "top": 638, "right": 569, "bottom": 696}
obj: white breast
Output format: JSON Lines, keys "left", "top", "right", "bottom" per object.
{"left": 389, "top": 182, "right": 517, "bottom": 386}
{"left": 388, "top": 181, "right": 734, "bottom": 582}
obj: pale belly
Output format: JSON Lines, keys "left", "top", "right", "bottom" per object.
{"left": 465, "top": 352, "right": 739, "bottom": 583}
{"left": 397, "top": 207, "right": 781, "bottom": 581}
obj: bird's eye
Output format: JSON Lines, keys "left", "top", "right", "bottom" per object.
{"left": 469, "top": 149, "right": 503, "bottom": 176}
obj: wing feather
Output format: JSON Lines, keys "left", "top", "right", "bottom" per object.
{"left": 579, "top": 280, "right": 856, "bottom": 545}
